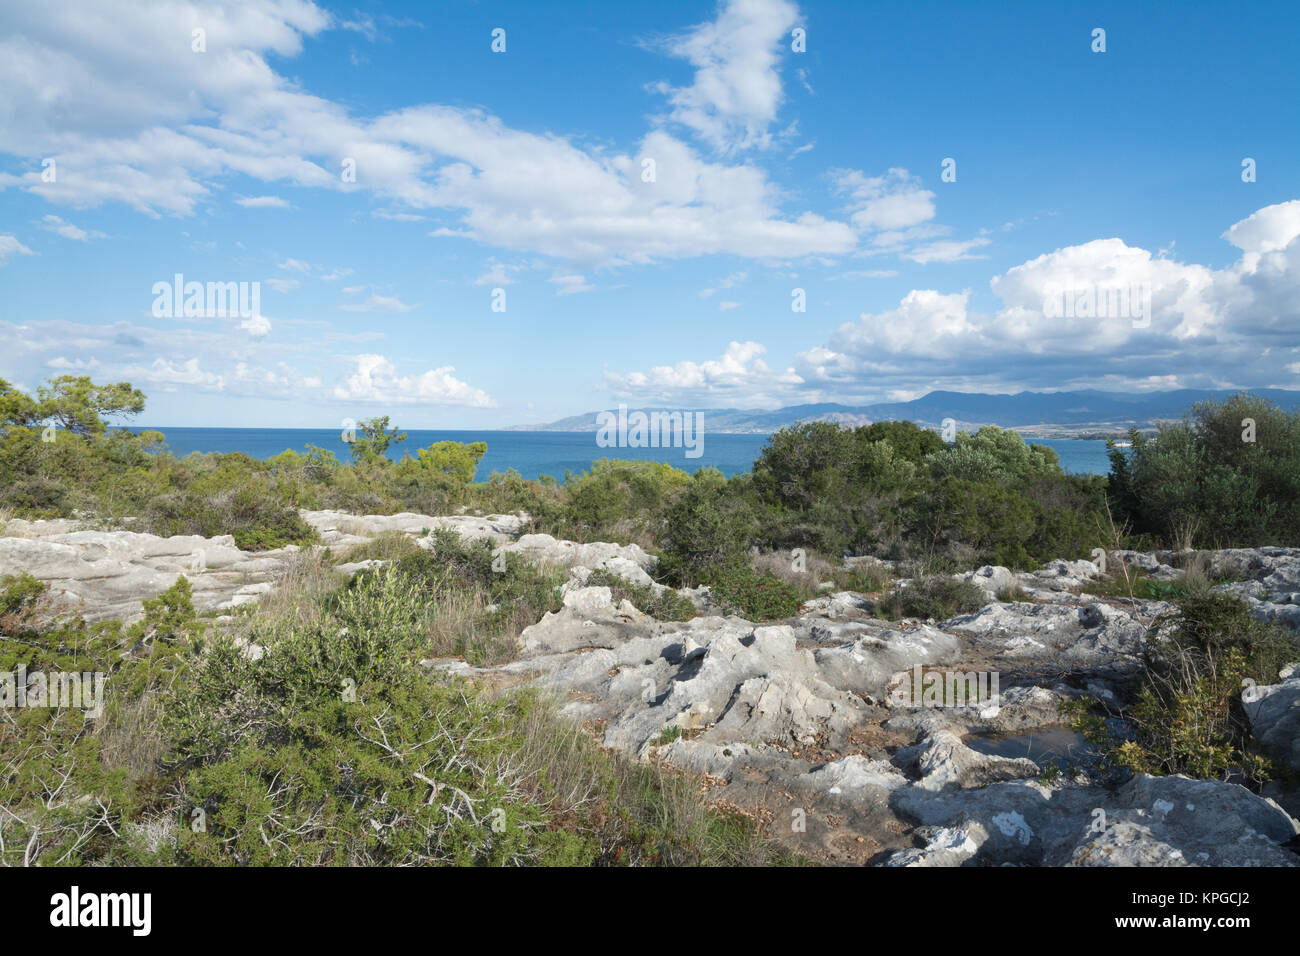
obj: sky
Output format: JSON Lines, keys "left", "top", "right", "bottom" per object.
{"left": 0, "top": 0, "right": 1297, "bottom": 429}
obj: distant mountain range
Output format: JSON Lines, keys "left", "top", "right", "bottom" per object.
{"left": 507, "top": 388, "right": 1300, "bottom": 437}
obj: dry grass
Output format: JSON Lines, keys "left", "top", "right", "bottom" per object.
{"left": 1172, "top": 515, "right": 1201, "bottom": 553}
{"left": 333, "top": 530, "right": 422, "bottom": 564}
{"left": 752, "top": 548, "right": 836, "bottom": 592}
{"left": 97, "top": 689, "right": 167, "bottom": 781}
{"left": 1176, "top": 550, "right": 1212, "bottom": 592}
{"left": 512, "top": 693, "right": 803, "bottom": 866}
{"left": 426, "top": 584, "right": 526, "bottom": 666}
{"left": 212, "top": 530, "right": 562, "bottom": 668}
{"left": 236, "top": 546, "right": 345, "bottom": 633}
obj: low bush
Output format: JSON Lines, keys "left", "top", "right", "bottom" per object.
{"left": 1066, "top": 593, "right": 1297, "bottom": 787}
{"left": 879, "top": 575, "right": 986, "bottom": 621}
{"left": 699, "top": 560, "right": 803, "bottom": 621}
{"left": 584, "top": 569, "right": 698, "bottom": 622}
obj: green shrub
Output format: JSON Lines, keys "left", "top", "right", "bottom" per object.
{"left": 231, "top": 509, "right": 318, "bottom": 551}
{"left": 0, "top": 570, "right": 47, "bottom": 635}
{"left": 926, "top": 426, "right": 1063, "bottom": 485}
{"left": 1154, "top": 592, "right": 1299, "bottom": 687}
{"left": 700, "top": 560, "right": 803, "bottom": 621}
{"left": 880, "top": 575, "right": 986, "bottom": 621}
{"left": 1110, "top": 393, "right": 1300, "bottom": 548}
{"left": 552, "top": 459, "right": 690, "bottom": 543}
{"left": 1066, "top": 593, "right": 1296, "bottom": 787}
{"left": 831, "top": 564, "right": 890, "bottom": 594}
{"left": 0, "top": 574, "right": 198, "bottom": 865}
{"left": 584, "top": 569, "right": 697, "bottom": 622}
{"left": 658, "top": 468, "right": 755, "bottom": 584}
{"left": 373, "top": 530, "right": 565, "bottom": 665}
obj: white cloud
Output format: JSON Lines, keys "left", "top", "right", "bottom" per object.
{"left": 550, "top": 274, "right": 594, "bottom": 295}
{"left": 718, "top": 300, "right": 741, "bottom": 311}
{"left": 700, "top": 270, "right": 748, "bottom": 297}
{"left": 372, "top": 209, "right": 425, "bottom": 222}
{"left": 39, "top": 214, "right": 104, "bottom": 241}
{"left": 278, "top": 258, "right": 311, "bottom": 274}
{"left": 833, "top": 168, "right": 936, "bottom": 232}
{"left": 340, "top": 14, "right": 377, "bottom": 42}
{"left": 235, "top": 195, "right": 289, "bottom": 208}
{"left": 605, "top": 340, "right": 798, "bottom": 406}
{"left": 1222, "top": 200, "right": 1300, "bottom": 256}
{"left": 793, "top": 200, "right": 1300, "bottom": 395}
{"left": 320, "top": 268, "right": 354, "bottom": 281}
{"left": 652, "top": 0, "right": 800, "bottom": 153}
{"left": 239, "top": 313, "right": 272, "bottom": 337}
{"left": 333, "top": 354, "right": 494, "bottom": 407}
{"left": 264, "top": 278, "right": 299, "bottom": 293}
{"left": 127, "top": 357, "right": 226, "bottom": 391}
{"left": 475, "top": 259, "right": 519, "bottom": 286}
{"left": 608, "top": 201, "right": 1300, "bottom": 406}
{"left": 338, "top": 295, "right": 415, "bottom": 313}
{"left": 48, "top": 356, "right": 99, "bottom": 369}
{"left": 829, "top": 269, "right": 898, "bottom": 280}
{"left": 905, "top": 237, "right": 992, "bottom": 264}
{"left": 0, "top": 235, "right": 34, "bottom": 264}
{"left": 0, "top": 0, "right": 853, "bottom": 267}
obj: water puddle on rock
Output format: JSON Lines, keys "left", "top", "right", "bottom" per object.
{"left": 965, "top": 726, "right": 1092, "bottom": 764}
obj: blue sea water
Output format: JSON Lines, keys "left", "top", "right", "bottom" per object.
{"left": 130, "top": 428, "right": 1114, "bottom": 479}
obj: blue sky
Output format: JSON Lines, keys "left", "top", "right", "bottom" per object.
{"left": 1, "top": 0, "right": 1297, "bottom": 428}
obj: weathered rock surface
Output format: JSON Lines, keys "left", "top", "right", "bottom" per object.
{"left": 1245, "top": 663, "right": 1300, "bottom": 774}
{"left": 1205, "top": 547, "right": 1300, "bottom": 626}
{"left": 0, "top": 509, "right": 634, "bottom": 623}
{"left": 300, "top": 509, "right": 523, "bottom": 548}
{"left": 0, "top": 526, "right": 291, "bottom": 621}
{"left": 4, "top": 513, "right": 1298, "bottom": 867}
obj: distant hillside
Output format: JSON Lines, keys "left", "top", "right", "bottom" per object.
{"left": 507, "top": 388, "right": 1300, "bottom": 436}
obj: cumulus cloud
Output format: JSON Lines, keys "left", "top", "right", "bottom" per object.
{"left": 332, "top": 354, "right": 494, "bottom": 407}
{"left": 1222, "top": 200, "right": 1300, "bottom": 256}
{"left": 604, "top": 201, "right": 1300, "bottom": 407}
{"left": 825, "top": 166, "right": 990, "bottom": 264}
{"left": 792, "top": 201, "right": 1300, "bottom": 398}
{"left": 605, "top": 340, "right": 802, "bottom": 406}
{"left": 239, "top": 313, "right": 272, "bottom": 337}
{"left": 651, "top": 0, "right": 800, "bottom": 153}
{"left": 833, "top": 168, "right": 936, "bottom": 232}
{"left": 0, "top": 1, "right": 852, "bottom": 267}
{"left": 125, "top": 357, "right": 226, "bottom": 391}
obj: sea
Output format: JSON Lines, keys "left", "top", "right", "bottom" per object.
{"left": 128, "top": 427, "right": 1114, "bottom": 479}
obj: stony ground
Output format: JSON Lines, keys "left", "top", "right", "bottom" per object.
{"left": 3, "top": 510, "right": 1298, "bottom": 867}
